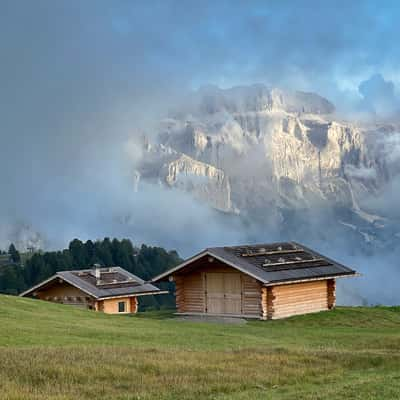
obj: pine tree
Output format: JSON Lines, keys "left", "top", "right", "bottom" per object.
{"left": 69, "top": 239, "right": 88, "bottom": 268}
{"left": 95, "top": 238, "right": 113, "bottom": 266}
{"left": 1, "top": 237, "right": 181, "bottom": 310}
{"left": 8, "top": 243, "right": 20, "bottom": 264}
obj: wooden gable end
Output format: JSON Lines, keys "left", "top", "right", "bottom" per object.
{"left": 172, "top": 256, "right": 262, "bottom": 317}
{"left": 32, "top": 279, "right": 95, "bottom": 308}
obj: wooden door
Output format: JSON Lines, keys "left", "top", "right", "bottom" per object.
{"left": 224, "top": 273, "right": 242, "bottom": 314}
{"left": 206, "top": 273, "right": 242, "bottom": 315}
{"left": 206, "top": 273, "right": 225, "bottom": 314}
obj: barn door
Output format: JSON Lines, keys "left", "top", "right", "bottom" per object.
{"left": 206, "top": 273, "right": 225, "bottom": 314}
{"left": 206, "top": 273, "right": 242, "bottom": 315}
{"left": 224, "top": 273, "right": 242, "bottom": 314}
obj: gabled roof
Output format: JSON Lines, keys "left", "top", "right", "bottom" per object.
{"left": 152, "top": 242, "right": 358, "bottom": 285}
{"left": 20, "top": 266, "right": 166, "bottom": 299}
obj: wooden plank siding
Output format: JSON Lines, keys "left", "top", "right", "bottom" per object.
{"left": 327, "top": 279, "right": 336, "bottom": 309}
{"left": 266, "top": 280, "right": 329, "bottom": 320}
{"left": 99, "top": 296, "right": 138, "bottom": 314}
{"left": 174, "top": 276, "right": 185, "bottom": 313}
{"left": 35, "top": 281, "right": 95, "bottom": 309}
{"left": 183, "top": 272, "right": 205, "bottom": 313}
{"left": 173, "top": 258, "right": 335, "bottom": 319}
{"left": 174, "top": 262, "right": 261, "bottom": 317}
{"left": 242, "top": 275, "right": 261, "bottom": 316}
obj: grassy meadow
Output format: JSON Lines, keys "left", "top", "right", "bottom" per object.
{"left": 0, "top": 294, "right": 400, "bottom": 399}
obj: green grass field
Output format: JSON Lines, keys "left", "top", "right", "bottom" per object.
{"left": 0, "top": 295, "right": 400, "bottom": 399}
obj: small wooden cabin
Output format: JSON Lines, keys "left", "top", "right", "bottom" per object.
{"left": 20, "top": 266, "right": 166, "bottom": 314}
{"left": 152, "top": 242, "right": 358, "bottom": 320}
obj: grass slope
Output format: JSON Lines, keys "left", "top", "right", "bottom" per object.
{"left": 0, "top": 295, "right": 400, "bottom": 399}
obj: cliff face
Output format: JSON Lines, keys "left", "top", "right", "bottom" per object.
{"left": 162, "top": 154, "right": 231, "bottom": 212}
{"left": 134, "top": 84, "right": 398, "bottom": 244}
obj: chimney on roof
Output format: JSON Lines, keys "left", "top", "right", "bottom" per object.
{"left": 93, "top": 264, "right": 101, "bottom": 282}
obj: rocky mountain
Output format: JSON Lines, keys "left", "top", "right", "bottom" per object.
{"left": 133, "top": 84, "right": 400, "bottom": 249}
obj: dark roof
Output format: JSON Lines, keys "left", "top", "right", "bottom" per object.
{"left": 152, "top": 241, "right": 358, "bottom": 285}
{"left": 20, "top": 267, "right": 165, "bottom": 299}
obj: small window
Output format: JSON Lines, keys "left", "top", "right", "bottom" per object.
{"left": 118, "top": 301, "right": 126, "bottom": 313}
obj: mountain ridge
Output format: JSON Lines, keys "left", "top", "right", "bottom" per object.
{"left": 134, "top": 84, "right": 400, "bottom": 249}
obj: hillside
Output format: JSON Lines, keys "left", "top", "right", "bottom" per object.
{"left": 0, "top": 295, "right": 400, "bottom": 399}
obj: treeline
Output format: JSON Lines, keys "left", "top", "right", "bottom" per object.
{"left": 0, "top": 238, "right": 181, "bottom": 309}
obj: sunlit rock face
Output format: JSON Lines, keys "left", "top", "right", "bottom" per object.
{"left": 134, "top": 84, "right": 399, "bottom": 245}
{"left": 162, "top": 154, "right": 232, "bottom": 212}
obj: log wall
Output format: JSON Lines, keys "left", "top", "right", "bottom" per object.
{"left": 174, "top": 261, "right": 261, "bottom": 316}
{"left": 327, "top": 279, "right": 336, "bottom": 309}
{"left": 35, "top": 281, "right": 94, "bottom": 308}
{"left": 242, "top": 275, "right": 261, "bottom": 316}
{"left": 265, "top": 280, "right": 330, "bottom": 320}
{"left": 174, "top": 276, "right": 185, "bottom": 313}
{"left": 172, "top": 256, "right": 336, "bottom": 319}
{"left": 183, "top": 271, "right": 205, "bottom": 313}
{"left": 34, "top": 280, "right": 139, "bottom": 314}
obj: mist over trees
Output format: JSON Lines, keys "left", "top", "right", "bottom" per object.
{"left": 0, "top": 238, "right": 180, "bottom": 309}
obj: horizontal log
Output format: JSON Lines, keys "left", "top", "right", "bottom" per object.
{"left": 273, "top": 305, "right": 327, "bottom": 315}
{"left": 272, "top": 310, "right": 326, "bottom": 319}
{"left": 273, "top": 296, "right": 328, "bottom": 305}
{"left": 274, "top": 290, "right": 326, "bottom": 297}
{"left": 273, "top": 285, "right": 326, "bottom": 294}
{"left": 273, "top": 288, "right": 327, "bottom": 297}
{"left": 273, "top": 296, "right": 327, "bottom": 304}
{"left": 273, "top": 294, "right": 328, "bottom": 304}
{"left": 274, "top": 298, "right": 328, "bottom": 306}
{"left": 243, "top": 283, "right": 260, "bottom": 288}
{"left": 273, "top": 281, "right": 327, "bottom": 292}
{"left": 273, "top": 305, "right": 327, "bottom": 314}
{"left": 243, "top": 300, "right": 260, "bottom": 305}
{"left": 273, "top": 287, "right": 327, "bottom": 295}
{"left": 185, "top": 300, "right": 205, "bottom": 303}
{"left": 273, "top": 301, "right": 328, "bottom": 309}
{"left": 274, "top": 304, "right": 328, "bottom": 314}
{"left": 272, "top": 291, "right": 327, "bottom": 300}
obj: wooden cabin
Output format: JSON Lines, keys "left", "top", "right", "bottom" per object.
{"left": 20, "top": 266, "right": 166, "bottom": 314}
{"left": 152, "top": 242, "right": 358, "bottom": 320}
